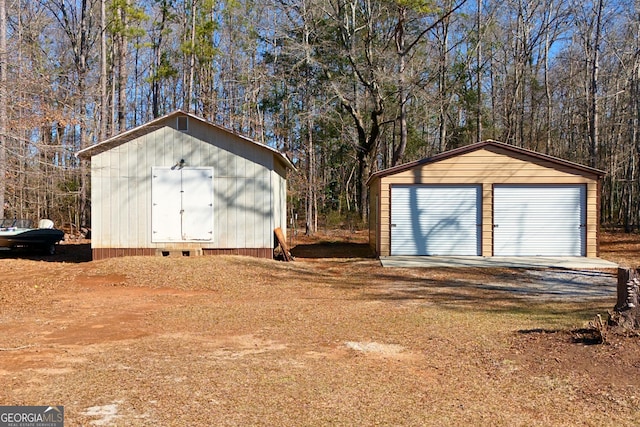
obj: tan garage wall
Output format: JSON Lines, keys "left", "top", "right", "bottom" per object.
{"left": 370, "top": 143, "right": 602, "bottom": 258}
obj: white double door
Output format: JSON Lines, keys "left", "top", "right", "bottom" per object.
{"left": 151, "top": 167, "right": 214, "bottom": 242}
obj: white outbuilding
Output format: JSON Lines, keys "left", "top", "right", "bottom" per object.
{"left": 77, "top": 110, "right": 293, "bottom": 260}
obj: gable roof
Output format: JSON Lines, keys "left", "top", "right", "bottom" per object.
{"left": 368, "top": 139, "right": 605, "bottom": 184}
{"left": 76, "top": 110, "right": 295, "bottom": 170}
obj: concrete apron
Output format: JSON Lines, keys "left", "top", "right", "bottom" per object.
{"left": 380, "top": 256, "right": 619, "bottom": 269}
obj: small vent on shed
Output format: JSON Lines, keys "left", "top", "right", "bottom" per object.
{"left": 177, "top": 116, "right": 189, "bottom": 132}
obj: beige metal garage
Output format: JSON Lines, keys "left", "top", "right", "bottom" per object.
{"left": 367, "top": 140, "right": 605, "bottom": 258}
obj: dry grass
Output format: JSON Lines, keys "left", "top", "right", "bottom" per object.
{"left": 0, "top": 232, "right": 639, "bottom": 425}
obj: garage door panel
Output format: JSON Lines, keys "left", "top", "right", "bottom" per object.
{"left": 391, "top": 185, "right": 481, "bottom": 256}
{"left": 494, "top": 185, "right": 585, "bottom": 256}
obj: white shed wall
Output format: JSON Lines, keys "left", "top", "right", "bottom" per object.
{"left": 90, "top": 119, "right": 286, "bottom": 250}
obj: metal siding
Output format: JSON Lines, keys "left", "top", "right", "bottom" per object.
{"left": 135, "top": 140, "right": 152, "bottom": 247}
{"left": 214, "top": 177, "right": 234, "bottom": 247}
{"left": 109, "top": 149, "right": 124, "bottom": 246}
{"left": 281, "top": 173, "right": 287, "bottom": 239}
{"left": 213, "top": 176, "right": 269, "bottom": 249}
{"left": 493, "top": 185, "right": 586, "bottom": 256}
{"left": 271, "top": 169, "right": 286, "bottom": 245}
{"left": 120, "top": 144, "right": 135, "bottom": 245}
{"left": 390, "top": 185, "right": 481, "bottom": 256}
{"left": 90, "top": 121, "right": 285, "bottom": 253}
{"left": 216, "top": 146, "right": 235, "bottom": 177}
{"left": 233, "top": 179, "right": 246, "bottom": 247}
{"left": 248, "top": 178, "right": 262, "bottom": 245}
{"left": 265, "top": 178, "right": 274, "bottom": 246}
{"left": 104, "top": 149, "right": 117, "bottom": 247}
{"left": 91, "top": 156, "right": 106, "bottom": 248}
{"left": 242, "top": 178, "right": 272, "bottom": 247}
{"left": 271, "top": 171, "right": 280, "bottom": 231}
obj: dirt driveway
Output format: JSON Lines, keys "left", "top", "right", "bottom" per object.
{"left": 0, "top": 232, "right": 639, "bottom": 426}
{"left": 472, "top": 268, "right": 616, "bottom": 299}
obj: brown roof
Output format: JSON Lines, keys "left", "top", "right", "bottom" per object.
{"left": 367, "top": 139, "right": 605, "bottom": 184}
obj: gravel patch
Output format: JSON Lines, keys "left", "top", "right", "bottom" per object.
{"left": 345, "top": 341, "right": 405, "bottom": 355}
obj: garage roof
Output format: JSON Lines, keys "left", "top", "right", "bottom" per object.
{"left": 76, "top": 110, "right": 295, "bottom": 170}
{"left": 368, "top": 140, "right": 605, "bottom": 183}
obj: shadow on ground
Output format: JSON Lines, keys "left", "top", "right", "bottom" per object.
{"left": 292, "top": 242, "right": 375, "bottom": 259}
{"left": 0, "top": 242, "right": 92, "bottom": 263}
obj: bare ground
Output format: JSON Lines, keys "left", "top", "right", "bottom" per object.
{"left": 0, "top": 231, "right": 639, "bottom": 426}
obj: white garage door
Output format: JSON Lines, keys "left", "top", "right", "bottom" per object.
{"left": 390, "top": 185, "right": 481, "bottom": 256}
{"left": 493, "top": 185, "right": 586, "bottom": 256}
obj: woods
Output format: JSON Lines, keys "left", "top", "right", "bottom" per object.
{"left": 0, "top": 0, "right": 639, "bottom": 234}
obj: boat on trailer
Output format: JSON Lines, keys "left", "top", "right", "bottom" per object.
{"left": 0, "top": 219, "right": 65, "bottom": 255}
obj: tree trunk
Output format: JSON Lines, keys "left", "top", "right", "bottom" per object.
{"left": 0, "top": 0, "right": 6, "bottom": 219}
{"left": 117, "top": 1, "right": 128, "bottom": 131}
{"left": 187, "top": 0, "right": 196, "bottom": 113}
{"left": 588, "top": 0, "right": 604, "bottom": 168}
{"left": 611, "top": 267, "right": 640, "bottom": 330}
{"left": 475, "top": 0, "right": 482, "bottom": 143}
{"left": 392, "top": 6, "right": 407, "bottom": 166}
{"left": 437, "top": 6, "right": 451, "bottom": 152}
{"left": 100, "top": 0, "right": 108, "bottom": 139}
{"left": 305, "top": 114, "right": 316, "bottom": 235}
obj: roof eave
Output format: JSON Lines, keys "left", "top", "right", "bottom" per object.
{"left": 76, "top": 110, "right": 185, "bottom": 159}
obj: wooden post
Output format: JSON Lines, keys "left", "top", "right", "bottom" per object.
{"left": 274, "top": 227, "right": 293, "bottom": 262}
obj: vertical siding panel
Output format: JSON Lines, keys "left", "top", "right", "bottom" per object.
{"left": 482, "top": 183, "right": 493, "bottom": 256}
{"left": 163, "top": 128, "right": 177, "bottom": 166}
{"left": 271, "top": 170, "right": 278, "bottom": 245}
{"left": 215, "top": 177, "right": 232, "bottom": 247}
{"left": 92, "top": 156, "right": 105, "bottom": 249}
{"left": 272, "top": 168, "right": 287, "bottom": 245}
{"left": 235, "top": 178, "right": 245, "bottom": 248}
{"left": 379, "top": 180, "right": 391, "bottom": 257}
{"left": 187, "top": 124, "right": 203, "bottom": 166}
{"left": 281, "top": 172, "right": 287, "bottom": 243}
{"left": 252, "top": 177, "right": 265, "bottom": 247}
{"left": 137, "top": 137, "right": 151, "bottom": 247}
{"left": 261, "top": 178, "right": 271, "bottom": 247}
{"left": 246, "top": 179, "right": 258, "bottom": 247}
{"left": 108, "top": 149, "right": 121, "bottom": 247}
{"left": 120, "top": 144, "right": 132, "bottom": 247}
